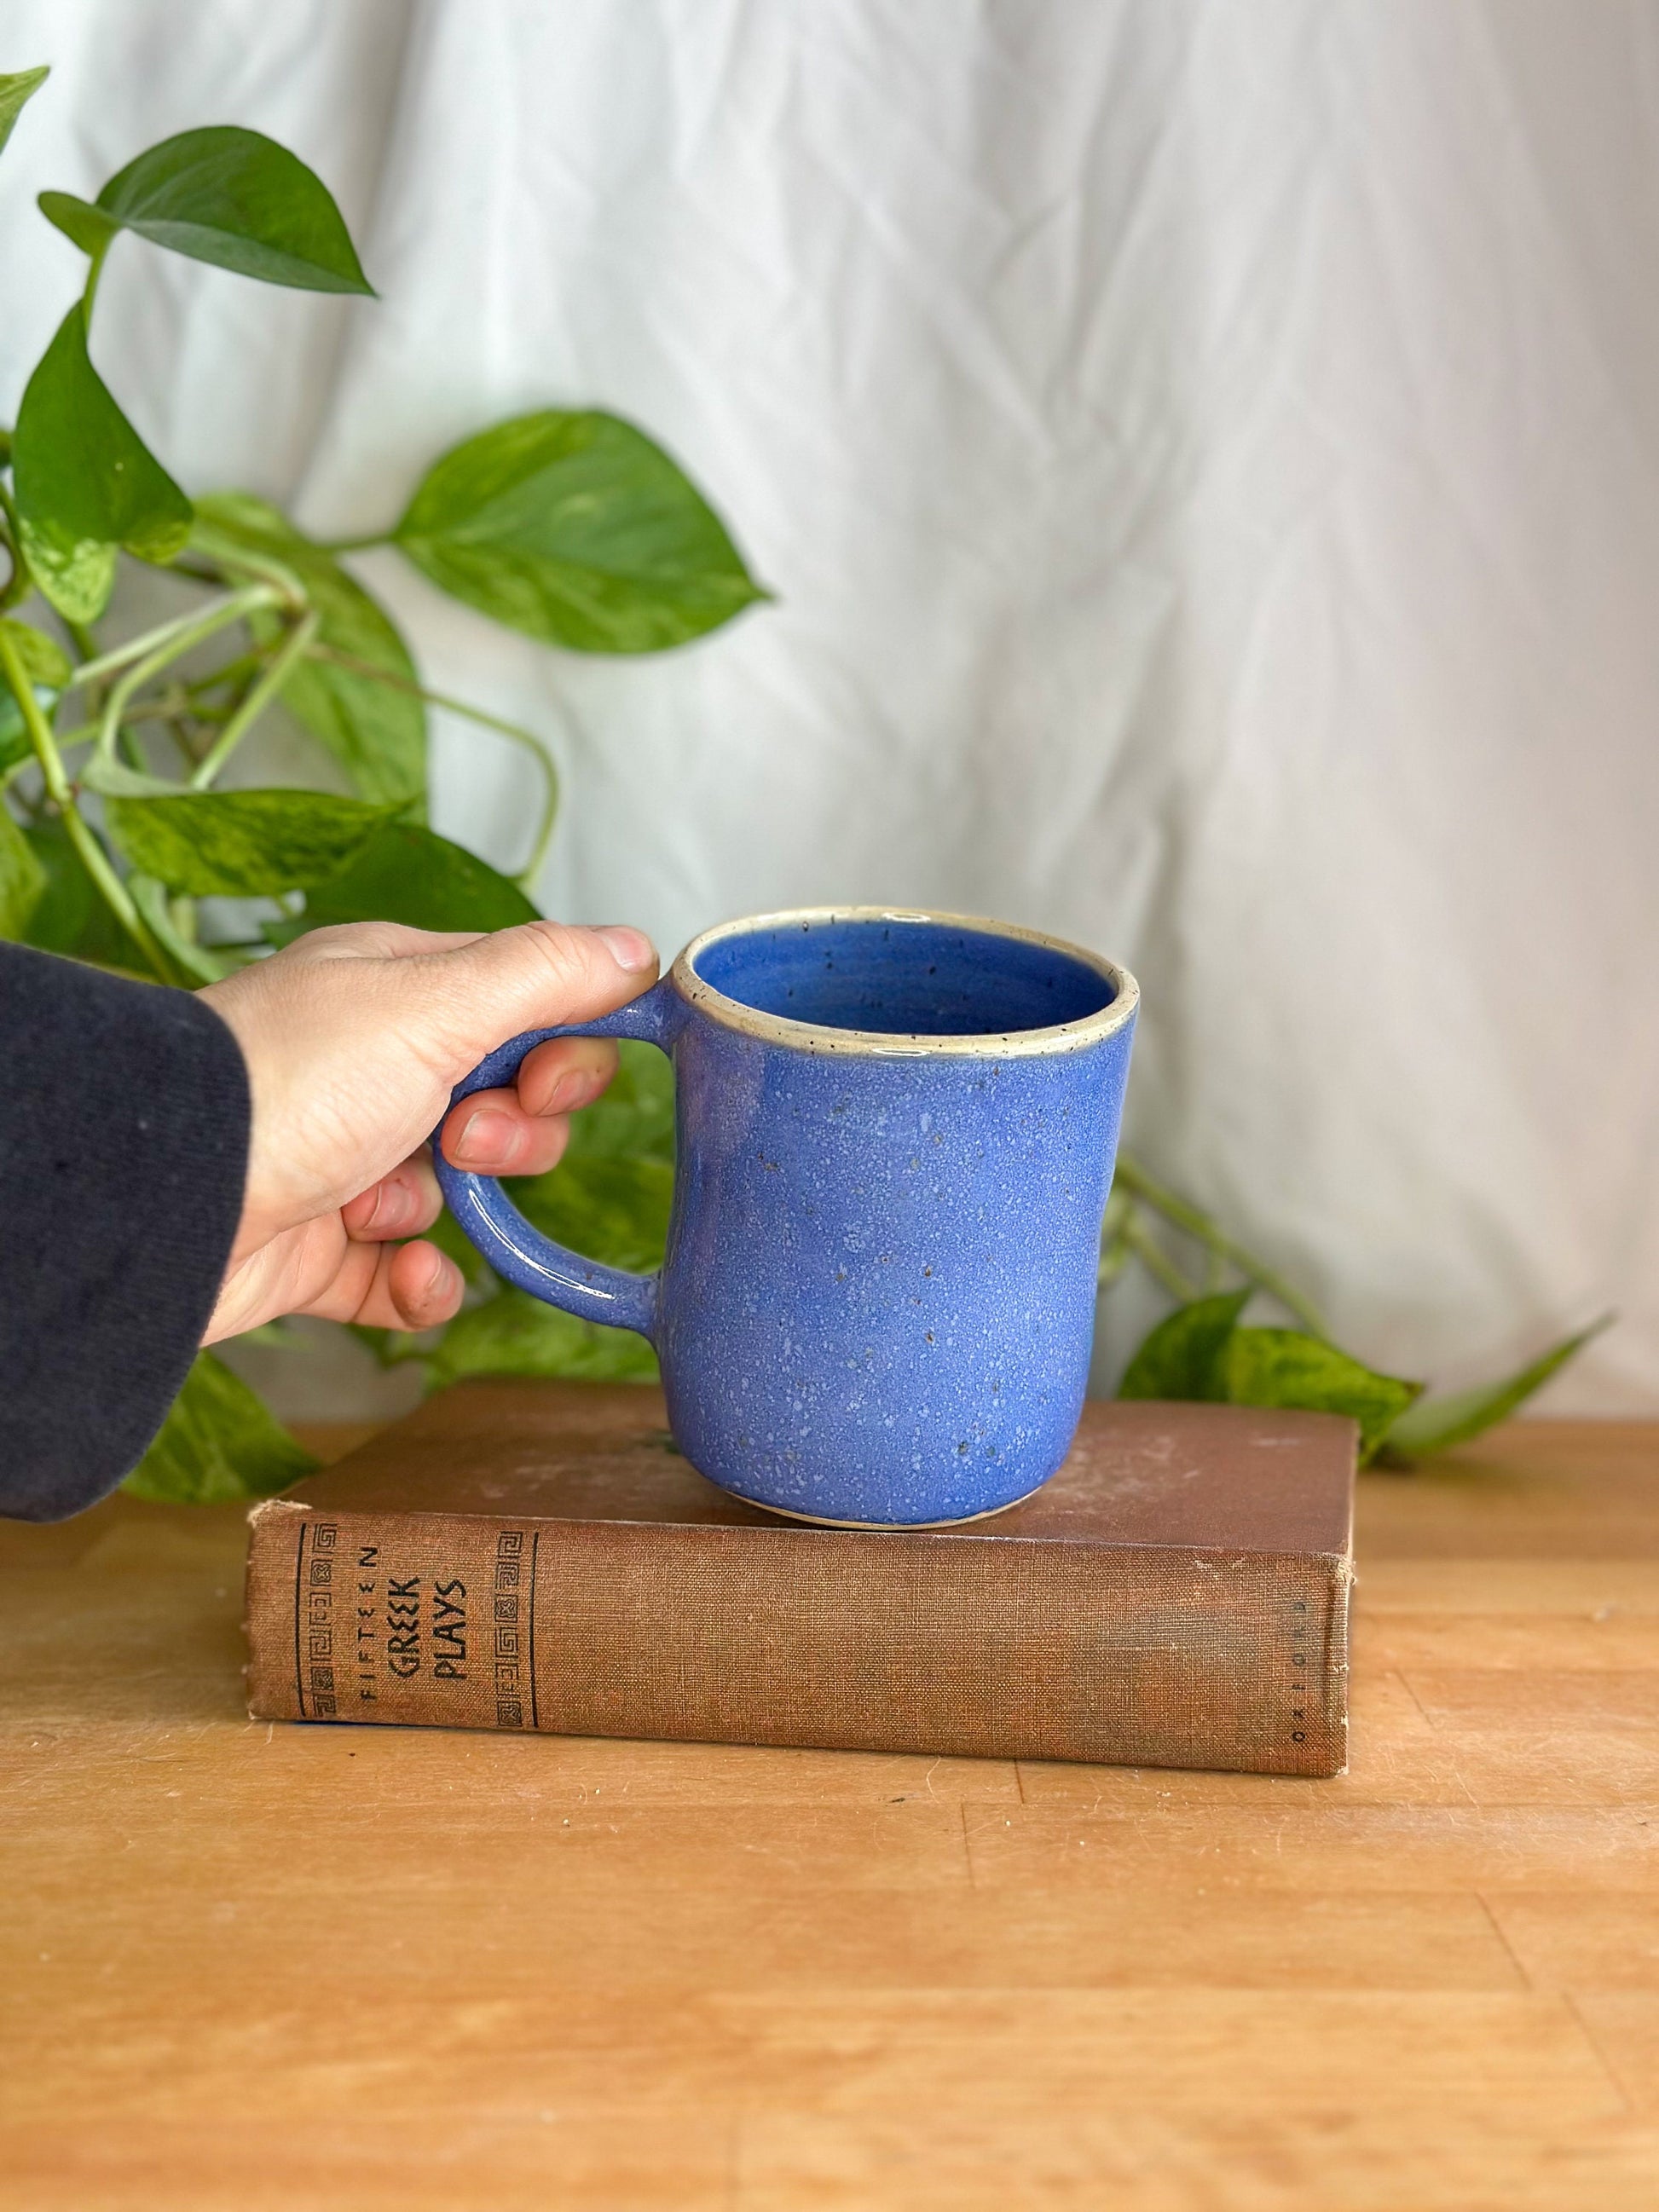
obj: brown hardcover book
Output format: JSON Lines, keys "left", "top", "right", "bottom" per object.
{"left": 245, "top": 1380, "right": 1355, "bottom": 1776}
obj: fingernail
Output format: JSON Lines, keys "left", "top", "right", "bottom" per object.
{"left": 370, "top": 1181, "right": 414, "bottom": 1233}
{"left": 595, "top": 925, "right": 656, "bottom": 973}
{"left": 543, "top": 1068, "right": 601, "bottom": 1114}
{"left": 450, "top": 1106, "right": 516, "bottom": 1167}
{"left": 408, "top": 1246, "right": 460, "bottom": 1318}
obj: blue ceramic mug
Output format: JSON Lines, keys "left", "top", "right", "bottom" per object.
{"left": 435, "top": 908, "right": 1137, "bottom": 1527}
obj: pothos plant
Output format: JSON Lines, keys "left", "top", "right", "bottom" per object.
{"left": 0, "top": 69, "right": 1602, "bottom": 1502}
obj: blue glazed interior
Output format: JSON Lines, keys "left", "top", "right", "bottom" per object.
{"left": 692, "top": 916, "right": 1115, "bottom": 1037}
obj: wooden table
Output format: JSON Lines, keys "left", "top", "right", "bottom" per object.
{"left": 5, "top": 1420, "right": 1658, "bottom": 2210}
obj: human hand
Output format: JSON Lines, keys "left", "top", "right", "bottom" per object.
{"left": 195, "top": 918, "right": 658, "bottom": 1344}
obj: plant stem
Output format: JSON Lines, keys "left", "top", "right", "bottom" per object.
{"left": 190, "top": 610, "right": 319, "bottom": 788}
{"left": 183, "top": 647, "right": 265, "bottom": 696}
{"left": 316, "top": 533, "right": 390, "bottom": 554}
{"left": 1122, "top": 1213, "right": 1201, "bottom": 1302}
{"left": 305, "top": 642, "right": 561, "bottom": 886}
{"left": 1096, "top": 1187, "right": 1132, "bottom": 1285}
{"left": 0, "top": 626, "right": 173, "bottom": 981}
{"left": 0, "top": 534, "right": 26, "bottom": 613}
{"left": 1110, "top": 1158, "right": 1336, "bottom": 1327}
{"left": 82, "top": 239, "right": 112, "bottom": 321}
{"left": 122, "top": 689, "right": 229, "bottom": 728}
{"left": 1097, "top": 1228, "right": 1134, "bottom": 1291}
{"left": 63, "top": 594, "right": 262, "bottom": 696}
{"left": 93, "top": 588, "right": 279, "bottom": 777}
{"left": 1113, "top": 1152, "right": 1328, "bottom": 1335}
{"left": 184, "top": 525, "right": 307, "bottom": 608}
{"left": 0, "top": 483, "right": 29, "bottom": 612}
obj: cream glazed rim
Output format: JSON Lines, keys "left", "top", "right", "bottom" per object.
{"left": 670, "top": 905, "right": 1140, "bottom": 1059}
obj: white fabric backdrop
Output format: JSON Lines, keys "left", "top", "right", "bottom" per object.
{"left": 3, "top": 0, "right": 1655, "bottom": 1411}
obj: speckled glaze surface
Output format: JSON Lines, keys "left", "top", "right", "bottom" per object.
{"left": 435, "top": 909, "right": 1137, "bottom": 1527}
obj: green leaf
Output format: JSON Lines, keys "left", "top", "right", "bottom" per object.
{"left": 128, "top": 874, "right": 241, "bottom": 981}
{"left": 0, "top": 696, "right": 29, "bottom": 780}
{"left": 425, "top": 1206, "right": 488, "bottom": 1285}
{"left": 1380, "top": 1317, "right": 1614, "bottom": 1462}
{"left": 394, "top": 410, "right": 766, "bottom": 653}
{"left": 63, "top": 126, "right": 373, "bottom": 293}
{"left": 510, "top": 1156, "right": 675, "bottom": 1277}
{"left": 193, "top": 494, "right": 425, "bottom": 806}
{"left": 38, "top": 190, "right": 118, "bottom": 257}
{"left": 0, "top": 802, "right": 47, "bottom": 937}
{"left": 18, "top": 816, "right": 131, "bottom": 964}
{"left": 0, "top": 619, "right": 72, "bottom": 690}
{"left": 497, "top": 1038, "right": 677, "bottom": 1273}
{"left": 563, "top": 1038, "right": 676, "bottom": 1164}
{"left": 1118, "top": 1288, "right": 1251, "bottom": 1402}
{"left": 1223, "top": 1328, "right": 1423, "bottom": 1464}
{"left": 0, "top": 66, "right": 49, "bottom": 159}
{"left": 0, "top": 628, "right": 65, "bottom": 782}
{"left": 0, "top": 690, "right": 54, "bottom": 780}
{"left": 426, "top": 1289, "right": 658, "bottom": 1389}
{"left": 123, "top": 1350, "right": 318, "bottom": 1504}
{"left": 12, "top": 305, "right": 193, "bottom": 621}
{"left": 420, "top": 1039, "right": 675, "bottom": 1383}
{"left": 105, "top": 788, "right": 396, "bottom": 896}
{"left": 269, "top": 820, "right": 536, "bottom": 942}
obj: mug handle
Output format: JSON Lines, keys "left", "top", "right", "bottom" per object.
{"left": 431, "top": 978, "right": 682, "bottom": 1345}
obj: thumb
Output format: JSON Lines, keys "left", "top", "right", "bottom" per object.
{"left": 420, "top": 919, "right": 660, "bottom": 1069}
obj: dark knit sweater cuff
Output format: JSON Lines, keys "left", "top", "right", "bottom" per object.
{"left": 0, "top": 944, "right": 250, "bottom": 1520}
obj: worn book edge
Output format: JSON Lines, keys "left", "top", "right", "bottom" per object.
{"left": 246, "top": 1503, "right": 1351, "bottom": 1776}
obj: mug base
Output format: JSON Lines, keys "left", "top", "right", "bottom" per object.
{"left": 737, "top": 1483, "right": 1047, "bottom": 1533}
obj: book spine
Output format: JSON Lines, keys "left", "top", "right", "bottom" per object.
{"left": 246, "top": 1504, "right": 546, "bottom": 1733}
{"left": 246, "top": 1504, "right": 1350, "bottom": 1776}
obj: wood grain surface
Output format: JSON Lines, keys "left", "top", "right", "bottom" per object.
{"left": 4, "top": 1418, "right": 1657, "bottom": 2210}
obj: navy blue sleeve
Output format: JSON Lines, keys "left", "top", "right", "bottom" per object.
{"left": 0, "top": 944, "right": 249, "bottom": 1520}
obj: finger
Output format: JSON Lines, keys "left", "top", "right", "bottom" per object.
{"left": 283, "top": 921, "right": 490, "bottom": 964}
{"left": 440, "top": 1036, "right": 617, "bottom": 1172}
{"left": 340, "top": 1152, "right": 443, "bottom": 1242}
{"left": 382, "top": 1239, "right": 466, "bottom": 1329}
{"left": 300, "top": 1239, "right": 465, "bottom": 1330}
{"left": 516, "top": 1035, "right": 619, "bottom": 1118}
{"left": 424, "top": 919, "right": 660, "bottom": 1066}
{"left": 440, "top": 1089, "right": 573, "bottom": 1176}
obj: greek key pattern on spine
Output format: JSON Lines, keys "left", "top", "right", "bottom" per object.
{"left": 493, "top": 1530, "right": 526, "bottom": 1728}
{"left": 305, "top": 1522, "right": 338, "bottom": 1718}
